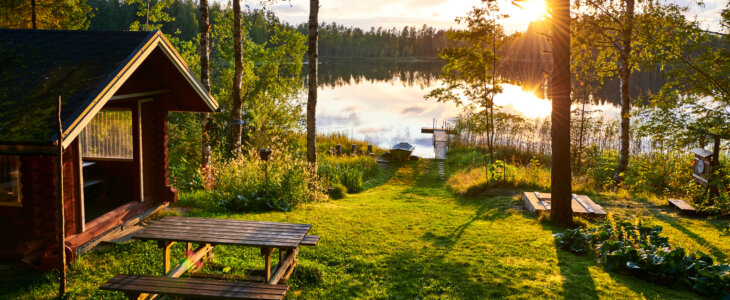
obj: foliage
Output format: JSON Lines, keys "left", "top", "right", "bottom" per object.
{"left": 426, "top": 0, "right": 511, "bottom": 165}
{"left": 295, "top": 22, "right": 449, "bottom": 59}
{"left": 636, "top": 3, "right": 730, "bottom": 146}
{"left": 211, "top": 147, "right": 324, "bottom": 213}
{"left": 0, "top": 0, "right": 91, "bottom": 29}
{"left": 327, "top": 184, "right": 347, "bottom": 200}
{"left": 555, "top": 216, "right": 730, "bottom": 297}
{"left": 317, "top": 155, "right": 378, "bottom": 194}
{"left": 125, "top": 0, "right": 174, "bottom": 31}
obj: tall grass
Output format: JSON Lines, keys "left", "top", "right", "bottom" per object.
{"left": 206, "top": 148, "right": 324, "bottom": 212}
{"left": 318, "top": 155, "right": 378, "bottom": 193}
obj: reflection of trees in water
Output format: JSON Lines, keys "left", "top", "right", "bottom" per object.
{"left": 311, "top": 60, "right": 666, "bottom": 107}
{"left": 310, "top": 60, "right": 443, "bottom": 89}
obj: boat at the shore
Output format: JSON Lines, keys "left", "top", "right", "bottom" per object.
{"left": 390, "top": 142, "right": 415, "bottom": 161}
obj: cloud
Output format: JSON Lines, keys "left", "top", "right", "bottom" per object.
{"left": 400, "top": 106, "right": 427, "bottom": 115}
{"left": 357, "top": 127, "right": 381, "bottom": 135}
{"left": 318, "top": 112, "right": 361, "bottom": 127}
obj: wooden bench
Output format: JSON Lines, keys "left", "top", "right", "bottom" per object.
{"left": 100, "top": 274, "right": 288, "bottom": 300}
{"left": 300, "top": 235, "right": 320, "bottom": 246}
{"left": 668, "top": 199, "right": 697, "bottom": 214}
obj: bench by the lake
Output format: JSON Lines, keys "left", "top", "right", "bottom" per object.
{"left": 523, "top": 192, "right": 607, "bottom": 217}
{"left": 100, "top": 216, "right": 319, "bottom": 299}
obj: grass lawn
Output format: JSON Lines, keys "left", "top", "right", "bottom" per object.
{"left": 1, "top": 160, "right": 727, "bottom": 299}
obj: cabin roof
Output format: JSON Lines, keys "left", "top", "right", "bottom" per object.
{"left": 0, "top": 29, "right": 218, "bottom": 152}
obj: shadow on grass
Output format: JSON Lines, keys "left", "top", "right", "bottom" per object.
{"left": 383, "top": 250, "right": 495, "bottom": 298}
{"left": 634, "top": 198, "right": 729, "bottom": 262}
{"left": 537, "top": 221, "right": 599, "bottom": 300}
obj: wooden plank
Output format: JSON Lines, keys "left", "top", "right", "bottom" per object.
{"left": 268, "top": 248, "right": 298, "bottom": 285}
{"left": 300, "top": 235, "right": 320, "bottom": 246}
{"left": 166, "top": 244, "right": 213, "bottom": 277}
{"left": 134, "top": 232, "right": 304, "bottom": 247}
{"left": 100, "top": 275, "right": 288, "bottom": 300}
{"left": 135, "top": 228, "right": 305, "bottom": 241}
{"left": 135, "top": 235, "right": 302, "bottom": 248}
{"left": 160, "top": 216, "right": 310, "bottom": 229}
{"left": 141, "top": 223, "right": 309, "bottom": 233}
{"left": 103, "top": 275, "right": 288, "bottom": 291}
{"left": 138, "top": 226, "right": 310, "bottom": 237}
{"left": 668, "top": 199, "right": 697, "bottom": 214}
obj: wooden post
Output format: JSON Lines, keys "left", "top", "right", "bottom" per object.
{"left": 709, "top": 135, "right": 721, "bottom": 204}
{"left": 158, "top": 241, "right": 175, "bottom": 274}
{"left": 261, "top": 247, "right": 274, "bottom": 282}
{"left": 351, "top": 144, "right": 357, "bottom": 155}
{"left": 336, "top": 144, "right": 342, "bottom": 156}
{"left": 57, "top": 96, "right": 66, "bottom": 296}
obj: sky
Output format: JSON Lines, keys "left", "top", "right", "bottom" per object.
{"left": 220, "top": 0, "right": 728, "bottom": 33}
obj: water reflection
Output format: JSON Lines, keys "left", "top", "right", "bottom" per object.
{"left": 311, "top": 60, "right": 664, "bottom": 157}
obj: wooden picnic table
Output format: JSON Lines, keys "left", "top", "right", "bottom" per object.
{"left": 131, "top": 216, "right": 312, "bottom": 285}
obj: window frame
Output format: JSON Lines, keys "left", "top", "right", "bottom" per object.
{"left": 80, "top": 109, "right": 134, "bottom": 161}
{"left": 0, "top": 155, "right": 22, "bottom": 207}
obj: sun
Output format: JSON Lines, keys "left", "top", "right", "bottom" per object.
{"left": 513, "top": 0, "right": 547, "bottom": 23}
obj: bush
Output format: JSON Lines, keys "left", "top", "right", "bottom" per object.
{"left": 318, "top": 155, "right": 377, "bottom": 194}
{"left": 328, "top": 184, "right": 347, "bottom": 200}
{"left": 554, "top": 216, "right": 730, "bottom": 297}
{"left": 211, "top": 148, "right": 324, "bottom": 212}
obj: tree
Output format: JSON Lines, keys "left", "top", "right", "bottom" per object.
{"left": 550, "top": 0, "right": 573, "bottom": 225}
{"left": 306, "top": 0, "right": 319, "bottom": 165}
{"left": 199, "top": 0, "right": 212, "bottom": 183}
{"left": 231, "top": 0, "right": 243, "bottom": 153}
{"left": 126, "top": 0, "right": 174, "bottom": 31}
{"left": 425, "top": 0, "right": 508, "bottom": 172}
{"left": 0, "top": 0, "right": 90, "bottom": 29}
{"left": 636, "top": 3, "right": 730, "bottom": 204}
{"left": 572, "top": 0, "right": 678, "bottom": 185}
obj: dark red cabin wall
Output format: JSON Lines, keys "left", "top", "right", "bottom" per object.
{"left": 141, "top": 99, "right": 177, "bottom": 202}
{"left": 0, "top": 141, "right": 80, "bottom": 259}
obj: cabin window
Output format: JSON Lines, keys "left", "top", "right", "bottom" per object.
{"left": 0, "top": 155, "right": 21, "bottom": 206}
{"left": 79, "top": 110, "right": 133, "bottom": 159}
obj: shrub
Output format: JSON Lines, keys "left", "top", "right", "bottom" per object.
{"left": 554, "top": 216, "right": 730, "bottom": 297}
{"left": 211, "top": 148, "right": 324, "bottom": 212}
{"left": 328, "top": 184, "right": 347, "bottom": 200}
{"left": 318, "top": 155, "right": 377, "bottom": 194}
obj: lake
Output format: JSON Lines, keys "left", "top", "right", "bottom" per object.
{"left": 311, "top": 60, "right": 659, "bottom": 158}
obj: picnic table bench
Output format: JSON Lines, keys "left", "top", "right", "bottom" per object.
{"left": 101, "top": 275, "right": 288, "bottom": 300}
{"left": 99, "top": 216, "right": 319, "bottom": 299}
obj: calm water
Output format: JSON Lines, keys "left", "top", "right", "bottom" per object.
{"left": 311, "top": 60, "right": 658, "bottom": 158}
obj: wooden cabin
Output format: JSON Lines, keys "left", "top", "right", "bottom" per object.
{"left": 0, "top": 29, "right": 218, "bottom": 266}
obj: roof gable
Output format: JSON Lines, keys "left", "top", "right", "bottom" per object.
{"left": 0, "top": 29, "right": 218, "bottom": 152}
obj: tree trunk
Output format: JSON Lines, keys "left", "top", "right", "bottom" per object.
{"left": 199, "top": 0, "right": 212, "bottom": 183}
{"left": 56, "top": 96, "right": 66, "bottom": 296}
{"left": 577, "top": 86, "right": 587, "bottom": 171}
{"left": 231, "top": 0, "right": 243, "bottom": 153}
{"left": 31, "top": 0, "right": 36, "bottom": 29}
{"left": 306, "top": 0, "right": 319, "bottom": 165}
{"left": 708, "top": 135, "right": 721, "bottom": 205}
{"left": 550, "top": 0, "right": 573, "bottom": 226}
{"left": 613, "top": 0, "right": 635, "bottom": 185}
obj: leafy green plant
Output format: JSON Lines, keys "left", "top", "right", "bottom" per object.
{"left": 328, "top": 184, "right": 347, "bottom": 200}
{"left": 555, "top": 216, "right": 730, "bottom": 297}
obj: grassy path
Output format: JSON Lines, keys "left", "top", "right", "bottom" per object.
{"left": 2, "top": 160, "right": 724, "bottom": 299}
